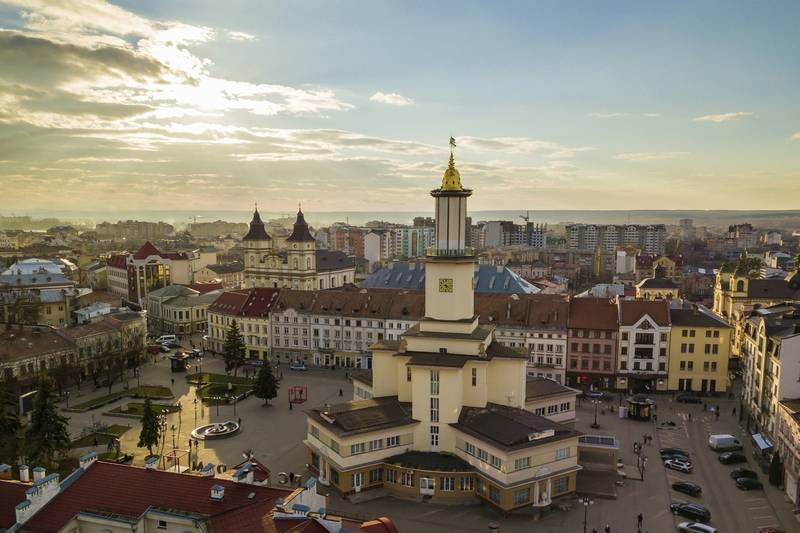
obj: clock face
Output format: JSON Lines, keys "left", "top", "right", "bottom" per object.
{"left": 438, "top": 278, "right": 453, "bottom": 293}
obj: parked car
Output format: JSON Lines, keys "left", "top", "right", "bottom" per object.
{"left": 672, "top": 480, "right": 702, "bottom": 497}
{"left": 708, "top": 434, "right": 743, "bottom": 451}
{"left": 155, "top": 334, "right": 177, "bottom": 344}
{"left": 719, "top": 451, "right": 747, "bottom": 464}
{"left": 677, "top": 522, "right": 717, "bottom": 533}
{"left": 735, "top": 477, "right": 763, "bottom": 490}
{"left": 244, "top": 358, "right": 264, "bottom": 367}
{"left": 661, "top": 447, "right": 691, "bottom": 457}
{"left": 159, "top": 344, "right": 172, "bottom": 353}
{"left": 289, "top": 361, "right": 307, "bottom": 371}
{"left": 164, "top": 340, "right": 181, "bottom": 349}
{"left": 729, "top": 468, "right": 758, "bottom": 480}
{"left": 757, "top": 528, "right": 788, "bottom": 533}
{"left": 665, "top": 459, "right": 693, "bottom": 473}
{"left": 662, "top": 453, "right": 691, "bottom": 463}
{"left": 585, "top": 390, "right": 608, "bottom": 400}
{"left": 670, "top": 502, "right": 711, "bottom": 523}
{"left": 676, "top": 393, "right": 702, "bottom": 404}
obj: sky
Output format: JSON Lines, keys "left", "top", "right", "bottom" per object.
{"left": 0, "top": 0, "right": 798, "bottom": 214}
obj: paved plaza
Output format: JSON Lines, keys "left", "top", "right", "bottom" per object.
{"left": 60, "top": 359, "right": 800, "bottom": 532}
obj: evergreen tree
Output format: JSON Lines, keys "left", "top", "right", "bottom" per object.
{"left": 223, "top": 320, "right": 246, "bottom": 376}
{"left": 137, "top": 398, "right": 161, "bottom": 456}
{"left": 769, "top": 451, "right": 784, "bottom": 486}
{"left": 0, "top": 381, "right": 21, "bottom": 464}
{"left": 25, "top": 376, "right": 70, "bottom": 469}
{"left": 254, "top": 363, "right": 279, "bottom": 406}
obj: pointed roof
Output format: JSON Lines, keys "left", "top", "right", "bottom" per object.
{"left": 242, "top": 207, "right": 271, "bottom": 241}
{"left": 132, "top": 241, "right": 161, "bottom": 259}
{"left": 286, "top": 208, "right": 315, "bottom": 242}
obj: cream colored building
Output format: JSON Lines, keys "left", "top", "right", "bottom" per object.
{"left": 242, "top": 207, "right": 355, "bottom": 290}
{"left": 305, "top": 148, "right": 581, "bottom": 512}
{"left": 667, "top": 303, "right": 731, "bottom": 393}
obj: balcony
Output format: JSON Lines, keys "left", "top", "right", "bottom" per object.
{"left": 425, "top": 246, "right": 475, "bottom": 258}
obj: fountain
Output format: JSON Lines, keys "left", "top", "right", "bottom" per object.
{"left": 191, "top": 420, "right": 241, "bottom": 440}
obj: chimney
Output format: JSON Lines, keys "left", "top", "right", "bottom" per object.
{"left": 32, "top": 467, "right": 45, "bottom": 482}
{"left": 79, "top": 451, "right": 97, "bottom": 470}
{"left": 19, "top": 465, "right": 29, "bottom": 483}
{"left": 201, "top": 463, "right": 216, "bottom": 477}
{"left": 211, "top": 484, "right": 225, "bottom": 501}
{"left": 145, "top": 456, "right": 159, "bottom": 470}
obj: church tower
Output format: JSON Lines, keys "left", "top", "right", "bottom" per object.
{"left": 286, "top": 207, "right": 316, "bottom": 288}
{"left": 422, "top": 139, "right": 476, "bottom": 328}
{"left": 242, "top": 205, "right": 272, "bottom": 287}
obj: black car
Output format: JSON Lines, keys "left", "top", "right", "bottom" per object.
{"left": 671, "top": 502, "right": 711, "bottom": 523}
{"left": 736, "top": 477, "right": 763, "bottom": 490}
{"left": 662, "top": 452, "right": 691, "bottom": 463}
{"left": 661, "top": 447, "right": 691, "bottom": 457}
{"left": 730, "top": 468, "right": 758, "bottom": 480}
{"left": 672, "top": 481, "right": 702, "bottom": 497}
{"left": 719, "top": 451, "right": 747, "bottom": 464}
{"left": 164, "top": 340, "right": 181, "bottom": 349}
{"left": 676, "top": 393, "right": 702, "bottom": 404}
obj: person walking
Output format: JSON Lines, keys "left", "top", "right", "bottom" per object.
{"left": 732, "top": 406, "right": 737, "bottom": 416}
{"left": 688, "top": 412, "right": 692, "bottom": 421}
{"left": 637, "top": 513, "right": 643, "bottom": 529}
{"left": 604, "top": 524, "right": 611, "bottom": 533}
{"left": 339, "top": 388, "right": 343, "bottom": 397}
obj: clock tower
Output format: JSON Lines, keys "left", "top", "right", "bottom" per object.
{"left": 423, "top": 140, "right": 476, "bottom": 327}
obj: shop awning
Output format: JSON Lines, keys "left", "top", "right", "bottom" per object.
{"left": 752, "top": 432, "right": 773, "bottom": 451}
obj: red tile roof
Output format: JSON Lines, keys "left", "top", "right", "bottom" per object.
{"left": 208, "top": 289, "right": 250, "bottom": 315}
{"left": 132, "top": 241, "right": 161, "bottom": 259}
{"left": 107, "top": 254, "right": 128, "bottom": 269}
{"left": 209, "top": 288, "right": 281, "bottom": 317}
{"left": 23, "top": 462, "right": 293, "bottom": 532}
{"left": 188, "top": 281, "right": 225, "bottom": 294}
{"left": 568, "top": 297, "right": 619, "bottom": 330}
{"left": 618, "top": 299, "right": 671, "bottom": 326}
{"left": 0, "top": 480, "right": 30, "bottom": 529}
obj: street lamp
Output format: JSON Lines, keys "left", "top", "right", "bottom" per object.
{"left": 193, "top": 397, "right": 198, "bottom": 425}
{"left": 65, "top": 391, "right": 70, "bottom": 409}
{"left": 591, "top": 400, "right": 600, "bottom": 429}
{"left": 170, "top": 424, "right": 176, "bottom": 450}
{"left": 579, "top": 496, "right": 594, "bottom": 533}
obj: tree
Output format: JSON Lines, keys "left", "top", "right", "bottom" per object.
{"left": 25, "top": 376, "right": 70, "bottom": 469}
{"left": 137, "top": 398, "right": 161, "bottom": 456}
{"left": 769, "top": 451, "right": 784, "bottom": 486}
{"left": 223, "top": 320, "right": 246, "bottom": 376}
{"left": 734, "top": 256, "right": 762, "bottom": 278}
{"left": 254, "top": 364, "right": 279, "bottom": 406}
{"left": 0, "top": 381, "right": 21, "bottom": 464}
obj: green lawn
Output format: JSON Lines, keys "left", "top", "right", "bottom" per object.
{"left": 197, "top": 382, "right": 252, "bottom": 405}
{"left": 186, "top": 372, "right": 254, "bottom": 386}
{"left": 69, "top": 385, "right": 173, "bottom": 411}
{"left": 106, "top": 402, "right": 180, "bottom": 418}
{"left": 71, "top": 424, "right": 131, "bottom": 448}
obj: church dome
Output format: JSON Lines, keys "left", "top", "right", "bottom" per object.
{"left": 440, "top": 153, "right": 462, "bottom": 191}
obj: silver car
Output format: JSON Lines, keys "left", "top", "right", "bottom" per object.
{"left": 665, "top": 458, "right": 693, "bottom": 473}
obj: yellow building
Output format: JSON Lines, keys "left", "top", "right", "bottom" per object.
{"left": 667, "top": 303, "right": 731, "bottom": 393}
{"left": 305, "top": 145, "right": 581, "bottom": 512}
{"left": 635, "top": 265, "right": 680, "bottom": 300}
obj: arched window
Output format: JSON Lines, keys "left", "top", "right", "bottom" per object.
{"left": 293, "top": 258, "right": 298, "bottom": 270}
{"left": 250, "top": 255, "right": 255, "bottom": 266}
{"left": 736, "top": 280, "right": 745, "bottom": 292}
{"left": 306, "top": 257, "right": 311, "bottom": 270}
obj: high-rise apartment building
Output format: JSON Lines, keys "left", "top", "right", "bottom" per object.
{"left": 565, "top": 224, "right": 666, "bottom": 255}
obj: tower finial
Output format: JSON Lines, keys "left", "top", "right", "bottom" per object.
{"left": 441, "top": 137, "right": 462, "bottom": 191}
{"left": 254, "top": 201, "right": 258, "bottom": 211}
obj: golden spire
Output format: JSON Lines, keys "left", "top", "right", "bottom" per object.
{"left": 440, "top": 136, "right": 462, "bottom": 191}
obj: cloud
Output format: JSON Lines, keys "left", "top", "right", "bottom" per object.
{"left": 227, "top": 31, "right": 256, "bottom": 41}
{"left": 791, "top": 132, "right": 800, "bottom": 141}
{"left": 692, "top": 112, "right": 754, "bottom": 123}
{"left": 369, "top": 92, "right": 414, "bottom": 106}
{"left": 457, "top": 136, "right": 592, "bottom": 158}
{"left": 614, "top": 152, "right": 688, "bottom": 161}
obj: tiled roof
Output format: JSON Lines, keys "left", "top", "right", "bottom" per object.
{"left": 362, "top": 262, "right": 540, "bottom": 294}
{"left": 747, "top": 279, "right": 800, "bottom": 299}
{"left": 637, "top": 277, "right": 679, "bottom": 289}
{"left": 188, "top": 281, "right": 225, "bottom": 294}
{"left": 306, "top": 397, "right": 417, "bottom": 437}
{"left": 384, "top": 451, "right": 471, "bottom": 472}
{"left": 0, "top": 480, "right": 30, "bottom": 529}
{"left": 568, "top": 297, "right": 618, "bottom": 330}
{"left": 286, "top": 209, "right": 315, "bottom": 242}
{"left": 55, "top": 320, "right": 117, "bottom": 341}
{"left": 23, "top": 462, "right": 293, "bottom": 532}
{"left": 452, "top": 403, "right": 581, "bottom": 451}
{"left": 670, "top": 306, "right": 729, "bottom": 328}
{"left": 147, "top": 284, "right": 197, "bottom": 299}
{"left": 618, "top": 299, "right": 671, "bottom": 326}
{"left": 209, "top": 288, "right": 280, "bottom": 317}
{"left": 207, "top": 262, "right": 244, "bottom": 274}
{"left": 525, "top": 377, "right": 578, "bottom": 401}
{"left": 106, "top": 254, "right": 128, "bottom": 269}
{"left": 208, "top": 289, "right": 250, "bottom": 315}
{"left": 0, "top": 326, "right": 75, "bottom": 363}
{"left": 132, "top": 241, "right": 161, "bottom": 260}
{"left": 315, "top": 250, "right": 354, "bottom": 271}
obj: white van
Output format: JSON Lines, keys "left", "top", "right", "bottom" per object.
{"left": 708, "top": 434, "right": 742, "bottom": 451}
{"left": 155, "top": 334, "right": 177, "bottom": 345}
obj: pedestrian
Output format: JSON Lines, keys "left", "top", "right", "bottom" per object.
{"left": 289, "top": 472, "right": 295, "bottom": 484}
{"left": 733, "top": 406, "right": 737, "bottom": 416}
{"left": 605, "top": 525, "right": 610, "bottom": 533}
{"left": 93, "top": 436, "right": 98, "bottom": 448}
{"left": 653, "top": 413, "right": 658, "bottom": 423}
{"left": 637, "top": 513, "right": 643, "bottom": 528}
{"left": 688, "top": 412, "right": 692, "bottom": 421}
{"left": 592, "top": 529, "right": 597, "bottom": 533}
{"left": 339, "top": 388, "right": 343, "bottom": 397}
{"left": 703, "top": 402, "right": 706, "bottom": 411}
{"left": 715, "top": 410, "right": 720, "bottom": 421}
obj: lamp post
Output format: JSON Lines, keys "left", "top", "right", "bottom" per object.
{"left": 579, "top": 496, "right": 594, "bottom": 533}
{"left": 170, "top": 424, "right": 176, "bottom": 450}
{"left": 65, "top": 391, "right": 70, "bottom": 409}
{"left": 193, "top": 397, "right": 198, "bottom": 425}
{"left": 591, "top": 400, "right": 600, "bottom": 429}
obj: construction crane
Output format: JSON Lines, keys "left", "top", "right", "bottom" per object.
{"left": 519, "top": 211, "right": 531, "bottom": 223}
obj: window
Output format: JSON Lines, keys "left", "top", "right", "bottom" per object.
{"left": 350, "top": 442, "right": 365, "bottom": 455}
{"left": 621, "top": 332, "right": 629, "bottom": 341}
{"left": 535, "top": 407, "right": 546, "bottom": 416}
{"left": 331, "top": 441, "right": 340, "bottom": 454}
{"left": 513, "top": 487, "right": 530, "bottom": 505}
{"left": 352, "top": 472, "right": 364, "bottom": 488}
{"left": 472, "top": 367, "right": 477, "bottom": 386}
{"left": 369, "top": 468, "right": 382, "bottom": 483}
{"left": 490, "top": 454, "right": 502, "bottom": 470}
{"left": 680, "top": 343, "right": 687, "bottom": 353}
{"left": 713, "top": 330, "right": 720, "bottom": 338}
{"left": 489, "top": 485, "right": 500, "bottom": 503}
{"left": 369, "top": 439, "right": 383, "bottom": 451}
{"left": 430, "top": 397, "right": 439, "bottom": 422}
{"left": 439, "top": 476, "right": 455, "bottom": 491}
{"left": 477, "top": 448, "right": 488, "bottom": 462}
{"left": 687, "top": 361, "right": 694, "bottom": 370}
{"left": 553, "top": 476, "right": 569, "bottom": 495}
{"left": 621, "top": 346, "right": 628, "bottom": 356}
{"left": 465, "top": 442, "right": 476, "bottom": 456}
{"left": 547, "top": 404, "right": 557, "bottom": 414}
{"left": 430, "top": 370, "right": 439, "bottom": 395}
{"left": 660, "top": 333, "right": 668, "bottom": 342}
{"left": 401, "top": 471, "right": 414, "bottom": 487}
{"left": 688, "top": 344, "right": 695, "bottom": 353}
{"left": 460, "top": 477, "right": 474, "bottom": 491}
{"left": 690, "top": 330, "right": 696, "bottom": 337}
{"left": 712, "top": 344, "right": 719, "bottom": 354}
{"left": 620, "top": 361, "right": 627, "bottom": 370}
{"left": 514, "top": 456, "right": 531, "bottom": 471}
{"left": 682, "top": 329, "right": 688, "bottom": 337}
{"left": 659, "top": 362, "right": 666, "bottom": 371}
{"left": 310, "top": 425, "right": 319, "bottom": 438}
{"left": 386, "top": 469, "right": 396, "bottom": 483}
{"left": 430, "top": 425, "right": 439, "bottom": 448}
{"left": 560, "top": 402, "right": 571, "bottom": 411}
{"left": 704, "top": 344, "right": 711, "bottom": 354}
{"left": 711, "top": 362, "right": 717, "bottom": 371}
{"left": 555, "top": 447, "right": 569, "bottom": 460}
{"left": 157, "top": 520, "right": 168, "bottom": 530}
{"left": 406, "top": 367, "right": 411, "bottom": 382}
{"left": 680, "top": 361, "right": 686, "bottom": 371}
{"left": 704, "top": 362, "right": 710, "bottom": 371}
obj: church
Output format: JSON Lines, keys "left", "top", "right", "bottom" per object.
{"left": 304, "top": 144, "right": 581, "bottom": 511}
{"left": 242, "top": 207, "right": 356, "bottom": 290}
